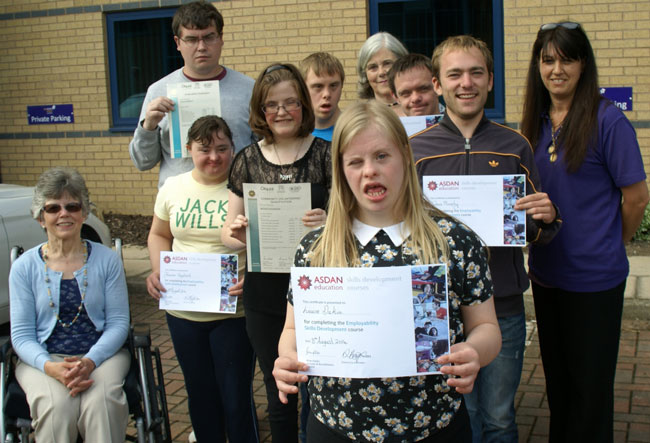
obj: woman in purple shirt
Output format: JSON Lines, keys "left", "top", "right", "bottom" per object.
{"left": 520, "top": 21, "right": 649, "bottom": 442}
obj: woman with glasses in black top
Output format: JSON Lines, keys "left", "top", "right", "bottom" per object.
{"left": 222, "top": 63, "right": 332, "bottom": 443}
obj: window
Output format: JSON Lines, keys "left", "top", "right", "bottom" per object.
{"left": 106, "top": 9, "right": 184, "bottom": 131}
{"left": 369, "top": 0, "right": 504, "bottom": 121}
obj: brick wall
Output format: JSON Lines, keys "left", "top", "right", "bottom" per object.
{"left": 0, "top": 0, "right": 648, "bottom": 215}
{"left": 503, "top": 0, "right": 650, "bottom": 174}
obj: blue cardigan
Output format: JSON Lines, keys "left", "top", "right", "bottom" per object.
{"left": 9, "top": 241, "right": 129, "bottom": 372}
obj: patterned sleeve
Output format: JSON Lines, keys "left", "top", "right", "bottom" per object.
{"left": 323, "top": 140, "right": 333, "bottom": 190}
{"left": 287, "top": 227, "right": 323, "bottom": 305}
{"left": 438, "top": 218, "right": 492, "bottom": 307}
{"left": 227, "top": 145, "right": 251, "bottom": 197}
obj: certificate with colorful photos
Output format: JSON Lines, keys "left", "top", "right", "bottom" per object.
{"left": 422, "top": 174, "right": 527, "bottom": 247}
{"left": 167, "top": 80, "right": 221, "bottom": 159}
{"left": 291, "top": 264, "right": 450, "bottom": 378}
{"left": 159, "top": 251, "right": 238, "bottom": 313}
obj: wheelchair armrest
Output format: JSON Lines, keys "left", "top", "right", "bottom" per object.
{"left": 0, "top": 336, "right": 12, "bottom": 361}
{"left": 130, "top": 324, "right": 151, "bottom": 348}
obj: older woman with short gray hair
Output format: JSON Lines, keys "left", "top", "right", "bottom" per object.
{"left": 357, "top": 32, "right": 408, "bottom": 115}
{"left": 9, "top": 166, "right": 130, "bottom": 442}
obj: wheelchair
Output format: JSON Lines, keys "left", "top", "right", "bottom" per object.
{"left": 1, "top": 244, "right": 172, "bottom": 443}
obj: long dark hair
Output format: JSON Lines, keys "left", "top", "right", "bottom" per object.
{"left": 521, "top": 23, "right": 602, "bottom": 172}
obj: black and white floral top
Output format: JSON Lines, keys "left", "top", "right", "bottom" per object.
{"left": 288, "top": 216, "right": 492, "bottom": 442}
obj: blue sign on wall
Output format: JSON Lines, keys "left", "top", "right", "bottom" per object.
{"left": 600, "top": 87, "right": 632, "bottom": 111}
{"left": 27, "top": 104, "right": 74, "bottom": 124}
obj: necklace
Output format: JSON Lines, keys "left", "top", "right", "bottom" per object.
{"left": 43, "top": 241, "right": 88, "bottom": 328}
{"left": 547, "top": 124, "right": 562, "bottom": 163}
{"left": 272, "top": 139, "right": 306, "bottom": 182}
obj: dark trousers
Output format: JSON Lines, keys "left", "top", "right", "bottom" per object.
{"left": 246, "top": 308, "right": 299, "bottom": 443}
{"left": 306, "top": 401, "right": 471, "bottom": 442}
{"left": 166, "top": 314, "right": 258, "bottom": 443}
{"left": 532, "top": 280, "right": 625, "bottom": 443}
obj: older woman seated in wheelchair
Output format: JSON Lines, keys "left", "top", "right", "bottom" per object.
{"left": 8, "top": 167, "right": 130, "bottom": 442}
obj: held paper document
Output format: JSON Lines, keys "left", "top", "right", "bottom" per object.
{"left": 291, "top": 264, "right": 450, "bottom": 378}
{"left": 167, "top": 81, "right": 221, "bottom": 158}
{"left": 399, "top": 114, "right": 443, "bottom": 137}
{"left": 159, "top": 251, "right": 238, "bottom": 313}
{"left": 243, "top": 183, "right": 311, "bottom": 273}
{"left": 422, "top": 174, "right": 526, "bottom": 246}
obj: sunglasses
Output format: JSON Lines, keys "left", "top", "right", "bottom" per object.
{"left": 539, "top": 22, "right": 581, "bottom": 32}
{"left": 42, "top": 202, "right": 83, "bottom": 214}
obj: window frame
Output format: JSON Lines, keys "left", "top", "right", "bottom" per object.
{"left": 105, "top": 8, "right": 179, "bottom": 132}
{"left": 368, "top": 0, "right": 505, "bottom": 122}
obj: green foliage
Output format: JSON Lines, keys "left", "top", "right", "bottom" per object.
{"left": 632, "top": 206, "right": 650, "bottom": 242}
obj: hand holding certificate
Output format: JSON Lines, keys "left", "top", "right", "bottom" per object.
{"left": 159, "top": 251, "right": 238, "bottom": 313}
{"left": 291, "top": 264, "right": 450, "bottom": 378}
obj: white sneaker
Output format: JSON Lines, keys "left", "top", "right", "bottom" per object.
{"left": 188, "top": 430, "right": 197, "bottom": 443}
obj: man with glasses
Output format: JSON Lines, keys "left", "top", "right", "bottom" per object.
{"left": 410, "top": 35, "right": 561, "bottom": 443}
{"left": 129, "top": 0, "right": 254, "bottom": 188}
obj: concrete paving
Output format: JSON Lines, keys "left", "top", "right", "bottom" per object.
{"left": 123, "top": 246, "right": 650, "bottom": 442}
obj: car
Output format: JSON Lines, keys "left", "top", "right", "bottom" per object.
{"left": 0, "top": 184, "right": 112, "bottom": 325}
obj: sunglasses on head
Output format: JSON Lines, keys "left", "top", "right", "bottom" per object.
{"left": 42, "top": 202, "right": 83, "bottom": 214}
{"left": 539, "top": 22, "right": 581, "bottom": 31}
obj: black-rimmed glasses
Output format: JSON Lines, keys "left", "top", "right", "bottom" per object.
{"left": 261, "top": 98, "right": 302, "bottom": 115}
{"left": 539, "top": 22, "right": 581, "bottom": 32}
{"left": 42, "top": 202, "right": 83, "bottom": 214}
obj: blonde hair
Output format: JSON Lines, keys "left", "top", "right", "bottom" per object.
{"left": 307, "top": 101, "right": 449, "bottom": 267}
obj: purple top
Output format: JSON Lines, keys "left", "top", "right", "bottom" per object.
{"left": 528, "top": 100, "right": 646, "bottom": 292}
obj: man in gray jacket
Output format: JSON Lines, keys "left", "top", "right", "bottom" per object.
{"left": 129, "top": 0, "right": 254, "bottom": 188}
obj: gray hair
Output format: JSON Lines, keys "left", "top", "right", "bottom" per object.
{"left": 357, "top": 32, "right": 408, "bottom": 99}
{"left": 31, "top": 167, "right": 90, "bottom": 220}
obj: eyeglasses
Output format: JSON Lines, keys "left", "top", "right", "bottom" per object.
{"left": 178, "top": 33, "right": 220, "bottom": 47}
{"left": 42, "top": 202, "right": 83, "bottom": 214}
{"left": 539, "top": 22, "right": 581, "bottom": 32}
{"left": 366, "top": 59, "right": 395, "bottom": 73}
{"left": 261, "top": 98, "right": 301, "bottom": 115}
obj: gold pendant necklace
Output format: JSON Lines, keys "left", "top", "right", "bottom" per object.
{"left": 547, "top": 124, "right": 562, "bottom": 163}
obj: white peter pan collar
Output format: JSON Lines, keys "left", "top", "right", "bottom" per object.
{"left": 352, "top": 219, "right": 411, "bottom": 247}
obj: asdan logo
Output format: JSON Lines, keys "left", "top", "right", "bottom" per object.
{"left": 297, "top": 275, "right": 312, "bottom": 290}
{"left": 163, "top": 256, "right": 171, "bottom": 264}
{"left": 429, "top": 180, "right": 460, "bottom": 191}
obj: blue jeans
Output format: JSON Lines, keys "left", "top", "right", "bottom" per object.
{"left": 166, "top": 314, "right": 258, "bottom": 443}
{"left": 464, "top": 312, "right": 525, "bottom": 443}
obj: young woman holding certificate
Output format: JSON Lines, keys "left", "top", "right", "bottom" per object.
{"left": 222, "top": 63, "right": 331, "bottom": 442}
{"left": 273, "top": 101, "right": 501, "bottom": 442}
{"left": 145, "top": 116, "right": 257, "bottom": 442}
